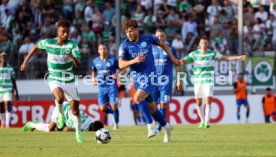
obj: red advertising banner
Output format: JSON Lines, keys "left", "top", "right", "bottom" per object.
{"left": 9, "top": 99, "right": 105, "bottom": 127}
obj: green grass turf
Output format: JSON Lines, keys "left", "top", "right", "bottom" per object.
{"left": 0, "top": 124, "right": 276, "bottom": 157}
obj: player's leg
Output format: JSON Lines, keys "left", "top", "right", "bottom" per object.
{"left": 109, "top": 86, "right": 119, "bottom": 130}
{"left": 194, "top": 84, "right": 204, "bottom": 128}
{"left": 156, "top": 84, "right": 172, "bottom": 133}
{"left": 64, "top": 84, "right": 84, "bottom": 143}
{"left": 264, "top": 115, "right": 270, "bottom": 123}
{"left": 134, "top": 89, "right": 155, "bottom": 137}
{"left": 203, "top": 84, "right": 214, "bottom": 128}
{"left": 23, "top": 121, "right": 55, "bottom": 132}
{"left": 236, "top": 100, "right": 241, "bottom": 121}
{"left": 3, "top": 101, "right": 12, "bottom": 128}
{"left": 204, "top": 96, "right": 212, "bottom": 128}
{"left": 50, "top": 81, "right": 66, "bottom": 129}
{"left": 244, "top": 99, "right": 250, "bottom": 123}
{"left": 0, "top": 101, "right": 5, "bottom": 128}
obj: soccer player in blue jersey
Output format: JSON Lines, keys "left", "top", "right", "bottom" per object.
{"left": 92, "top": 44, "right": 125, "bottom": 130}
{"left": 118, "top": 19, "right": 180, "bottom": 143}
{"left": 152, "top": 29, "right": 182, "bottom": 133}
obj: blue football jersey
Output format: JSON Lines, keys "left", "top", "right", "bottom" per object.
{"left": 92, "top": 56, "right": 119, "bottom": 87}
{"left": 152, "top": 45, "right": 179, "bottom": 78}
{"left": 118, "top": 34, "right": 160, "bottom": 80}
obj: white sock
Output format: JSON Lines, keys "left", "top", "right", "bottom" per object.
{"left": 147, "top": 123, "right": 154, "bottom": 128}
{"left": 205, "top": 105, "right": 211, "bottom": 123}
{"left": 5, "top": 112, "right": 11, "bottom": 127}
{"left": 30, "top": 122, "right": 49, "bottom": 132}
{"left": 55, "top": 100, "right": 63, "bottom": 116}
{"left": 196, "top": 105, "right": 204, "bottom": 122}
{"left": 72, "top": 115, "right": 81, "bottom": 135}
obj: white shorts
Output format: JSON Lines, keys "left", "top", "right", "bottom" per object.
{"left": 0, "top": 93, "right": 12, "bottom": 102}
{"left": 194, "top": 84, "right": 214, "bottom": 98}
{"left": 48, "top": 81, "right": 80, "bottom": 101}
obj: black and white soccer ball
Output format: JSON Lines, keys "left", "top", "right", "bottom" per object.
{"left": 95, "top": 128, "right": 111, "bottom": 144}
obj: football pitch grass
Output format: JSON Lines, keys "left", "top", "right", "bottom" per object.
{"left": 0, "top": 124, "right": 275, "bottom": 157}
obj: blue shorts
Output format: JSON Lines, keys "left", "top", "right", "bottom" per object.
{"left": 154, "top": 81, "right": 172, "bottom": 103}
{"left": 98, "top": 85, "right": 118, "bottom": 106}
{"left": 133, "top": 78, "right": 157, "bottom": 103}
{"left": 236, "top": 99, "right": 249, "bottom": 107}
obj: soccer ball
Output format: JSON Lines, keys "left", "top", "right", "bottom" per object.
{"left": 95, "top": 128, "right": 111, "bottom": 144}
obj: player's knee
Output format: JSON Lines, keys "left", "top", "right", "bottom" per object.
{"left": 55, "top": 95, "right": 64, "bottom": 104}
{"left": 148, "top": 102, "right": 156, "bottom": 114}
{"left": 100, "top": 106, "right": 106, "bottom": 112}
{"left": 111, "top": 105, "right": 117, "bottom": 110}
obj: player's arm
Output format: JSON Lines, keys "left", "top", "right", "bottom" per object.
{"left": 220, "top": 55, "right": 246, "bottom": 61}
{"left": 120, "top": 68, "right": 127, "bottom": 75}
{"left": 91, "top": 70, "right": 97, "bottom": 86}
{"left": 118, "top": 57, "right": 145, "bottom": 69}
{"left": 11, "top": 78, "right": 19, "bottom": 100}
{"left": 159, "top": 41, "right": 181, "bottom": 66}
{"left": 63, "top": 126, "right": 74, "bottom": 132}
{"left": 68, "top": 42, "right": 81, "bottom": 67}
{"left": 66, "top": 53, "right": 81, "bottom": 67}
{"left": 20, "top": 44, "right": 39, "bottom": 71}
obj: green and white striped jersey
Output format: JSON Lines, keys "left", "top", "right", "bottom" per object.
{"left": 0, "top": 64, "right": 15, "bottom": 94}
{"left": 38, "top": 38, "right": 81, "bottom": 83}
{"left": 184, "top": 49, "right": 222, "bottom": 85}
{"left": 63, "top": 103, "right": 93, "bottom": 131}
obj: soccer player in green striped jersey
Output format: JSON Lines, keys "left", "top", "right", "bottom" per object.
{"left": 180, "top": 37, "right": 246, "bottom": 128}
{"left": 0, "top": 52, "right": 19, "bottom": 128}
{"left": 20, "top": 20, "right": 84, "bottom": 143}
{"left": 22, "top": 101, "right": 104, "bottom": 133}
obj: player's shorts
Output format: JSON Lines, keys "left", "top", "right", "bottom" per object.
{"left": 194, "top": 84, "right": 214, "bottom": 98}
{"left": 236, "top": 99, "right": 249, "bottom": 107}
{"left": 131, "top": 103, "right": 140, "bottom": 112}
{"left": 98, "top": 85, "right": 118, "bottom": 106}
{"left": 154, "top": 81, "right": 172, "bottom": 103}
{"left": 0, "top": 93, "right": 12, "bottom": 102}
{"left": 51, "top": 107, "right": 59, "bottom": 123}
{"left": 133, "top": 78, "right": 157, "bottom": 103}
{"left": 48, "top": 81, "right": 80, "bottom": 101}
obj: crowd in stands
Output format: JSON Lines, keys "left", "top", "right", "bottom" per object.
{"left": 0, "top": 0, "right": 275, "bottom": 79}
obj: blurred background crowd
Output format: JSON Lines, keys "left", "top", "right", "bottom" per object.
{"left": 0, "top": 0, "right": 275, "bottom": 79}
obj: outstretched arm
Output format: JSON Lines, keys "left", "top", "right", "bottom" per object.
{"left": 11, "top": 79, "right": 19, "bottom": 100}
{"left": 159, "top": 41, "right": 181, "bottom": 66}
{"left": 66, "top": 53, "right": 81, "bottom": 67}
{"left": 118, "top": 56, "right": 144, "bottom": 69}
{"left": 220, "top": 55, "right": 246, "bottom": 61}
{"left": 20, "top": 44, "right": 39, "bottom": 71}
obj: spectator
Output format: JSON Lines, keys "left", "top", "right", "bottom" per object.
{"left": 154, "top": 10, "right": 166, "bottom": 28}
{"left": 70, "top": 30, "right": 81, "bottom": 45}
{"left": 100, "top": 21, "right": 114, "bottom": 46}
{"left": 132, "top": 5, "right": 145, "bottom": 30}
{"left": 207, "top": 0, "right": 222, "bottom": 23}
{"left": 244, "top": 5, "right": 256, "bottom": 24}
{"left": 102, "top": 2, "right": 115, "bottom": 23}
{"left": 42, "top": 0, "right": 55, "bottom": 19}
{"left": 181, "top": 14, "right": 198, "bottom": 43}
{"left": 164, "top": 20, "right": 177, "bottom": 43}
{"left": 166, "top": 8, "right": 179, "bottom": 25}
{"left": 140, "top": 0, "right": 152, "bottom": 11}
{"left": 63, "top": 0, "right": 74, "bottom": 20}
{"left": 262, "top": 87, "right": 276, "bottom": 123}
{"left": 84, "top": 0, "right": 94, "bottom": 27}
{"left": 1, "top": 9, "right": 13, "bottom": 30}
{"left": 39, "top": 17, "right": 55, "bottom": 38}
{"left": 143, "top": 9, "right": 156, "bottom": 33}
{"left": 74, "top": 0, "right": 86, "bottom": 17}
{"left": 255, "top": 5, "right": 268, "bottom": 22}
{"left": 172, "top": 34, "right": 184, "bottom": 58}
{"left": 0, "top": 0, "right": 10, "bottom": 20}
{"left": 91, "top": 7, "right": 104, "bottom": 34}
{"left": 18, "top": 36, "right": 35, "bottom": 79}
{"left": 178, "top": 0, "right": 193, "bottom": 13}
{"left": 81, "top": 24, "right": 96, "bottom": 51}
{"left": 211, "top": 31, "right": 228, "bottom": 53}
